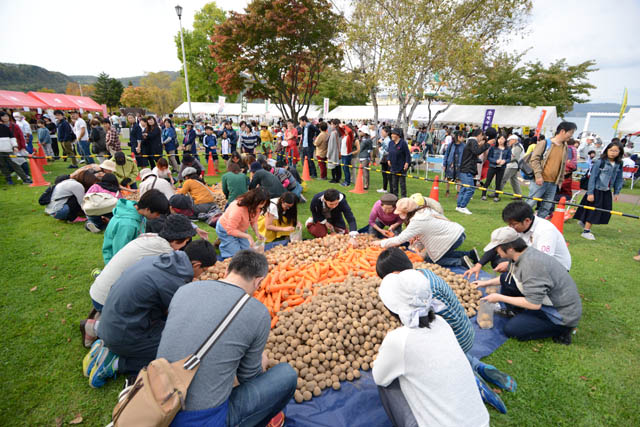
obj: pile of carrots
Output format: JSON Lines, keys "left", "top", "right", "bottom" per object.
{"left": 254, "top": 245, "right": 424, "bottom": 328}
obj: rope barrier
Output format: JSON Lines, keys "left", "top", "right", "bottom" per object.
{"left": 3, "top": 151, "right": 638, "bottom": 220}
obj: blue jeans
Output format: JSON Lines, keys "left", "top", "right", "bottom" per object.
{"left": 425, "top": 232, "right": 469, "bottom": 267}
{"left": 53, "top": 204, "right": 71, "bottom": 221}
{"left": 290, "top": 181, "right": 303, "bottom": 198}
{"left": 226, "top": 363, "right": 297, "bottom": 426}
{"left": 78, "top": 140, "right": 94, "bottom": 164}
{"left": 457, "top": 172, "right": 475, "bottom": 208}
{"left": 88, "top": 214, "right": 111, "bottom": 231}
{"left": 92, "top": 299, "right": 103, "bottom": 312}
{"left": 216, "top": 221, "right": 250, "bottom": 260}
{"left": 341, "top": 155, "right": 352, "bottom": 184}
{"left": 526, "top": 181, "right": 557, "bottom": 218}
{"left": 26, "top": 133, "right": 34, "bottom": 154}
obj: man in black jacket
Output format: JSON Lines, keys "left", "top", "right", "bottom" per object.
{"left": 127, "top": 113, "right": 144, "bottom": 166}
{"left": 55, "top": 110, "right": 78, "bottom": 168}
{"left": 455, "top": 127, "right": 495, "bottom": 215}
{"left": 306, "top": 189, "right": 357, "bottom": 237}
{"left": 299, "top": 116, "right": 319, "bottom": 178}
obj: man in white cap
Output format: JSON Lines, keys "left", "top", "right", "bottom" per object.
{"left": 474, "top": 227, "right": 582, "bottom": 345}
{"left": 501, "top": 134, "right": 524, "bottom": 196}
{"left": 373, "top": 269, "right": 490, "bottom": 426}
{"left": 13, "top": 112, "right": 33, "bottom": 154}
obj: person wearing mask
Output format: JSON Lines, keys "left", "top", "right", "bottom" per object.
{"left": 299, "top": 116, "right": 319, "bottom": 178}
{"left": 314, "top": 121, "right": 329, "bottom": 180}
{"left": 367, "top": 193, "right": 403, "bottom": 238}
{"left": 526, "top": 122, "right": 576, "bottom": 218}
{"left": 0, "top": 112, "right": 32, "bottom": 184}
{"left": 156, "top": 250, "right": 296, "bottom": 427}
{"left": 36, "top": 119, "right": 54, "bottom": 158}
{"left": 474, "top": 227, "right": 582, "bottom": 345}
{"left": 443, "top": 130, "right": 466, "bottom": 197}
{"left": 216, "top": 188, "right": 269, "bottom": 259}
{"left": 113, "top": 151, "right": 139, "bottom": 188}
{"left": 71, "top": 111, "right": 92, "bottom": 165}
{"left": 162, "top": 118, "right": 179, "bottom": 171}
{"left": 13, "top": 112, "right": 33, "bottom": 154}
{"left": 142, "top": 116, "right": 162, "bottom": 169}
{"left": 176, "top": 167, "right": 217, "bottom": 215}
{"left": 338, "top": 122, "right": 357, "bottom": 187}
{"left": 248, "top": 162, "right": 285, "bottom": 199}
{"left": 358, "top": 125, "right": 374, "bottom": 190}
{"left": 258, "top": 192, "right": 300, "bottom": 244}
{"left": 306, "top": 189, "right": 358, "bottom": 238}
{"left": 284, "top": 120, "right": 299, "bottom": 166}
{"left": 455, "top": 128, "right": 495, "bottom": 215}
{"left": 128, "top": 113, "right": 144, "bottom": 166}
{"left": 501, "top": 135, "right": 524, "bottom": 196}
{"left": 387, "top": 128, "right": 411, "bottom": 198}
{"left": 43, "top": 116, "right": 59, "bottom": 159}
{"left": 86, "top": 240, "right": 217, "bottom": 387}
{"left": 327, "top": 119, "right": 342, "bottom": 183}
{"left": 481, "top": 134, "right": 511, "bottom": 202}
{"left": 55, "top": 110, "right": 78, "bottom": 168}
{"left": 88, "top": 119, "right": 108, "bottom": 163}
{"left": 103, "top": 119, "right": 121, "bottom": 155}
{"left": 574, "top": 141, "right": 624, "bottom": 240}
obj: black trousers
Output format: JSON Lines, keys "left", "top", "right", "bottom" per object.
{"left": 381, "top": 158, "right": 390, "bottom": 190}
{"left": 51, "top": 138, "right": 60, "bottom": 158}
{"left": 330, "top": 166, "right": 341, "bottom": 183}
{"left": 390, "top": 173, "right": 407, "bottom": 198}
{"left": 482, "top": 167, "right": 506, "bottom": 197}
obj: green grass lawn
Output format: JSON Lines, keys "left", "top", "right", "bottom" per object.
{"left": 1, "top": 152, "right": 639, "bottom": 426}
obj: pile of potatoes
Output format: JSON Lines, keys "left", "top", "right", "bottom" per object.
{"left": 208, "top": 183, "right": 227, "bottom": 211}
{"left": 265, "top": 273, "right": 400, "bottom": 403}
{"left": 264, "top": 234, "right": 376, "bottom": 266}
{"left": 413, "top": 262, "right": 482, "bottom": 317}
{"left": 198, "top": 258, "right": 231, "bottom": 281}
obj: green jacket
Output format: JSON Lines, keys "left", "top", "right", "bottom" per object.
{"left": 114, "top": 157, "right": 139, "bottom": 184}
{"left": 221, "top": 172, "right": 249, "bottom": 204}
{"left": 102, "top": 199, "right": 145, "bottom": 264}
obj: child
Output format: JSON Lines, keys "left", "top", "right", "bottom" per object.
{"left": 36, "top": 119, "right": 54, "bottom": 157}
{"left": 102, "top": 189, "right": 170, "bottom": 264}
{"left": 152, "top": 157, "right": 175, "bottom": 185}
{"left": 204, "top": 126, "right": 219, "bottom": 171}
{"left": 220, "top": 130, "right": 231, "bottom": 160}
{"left": 260, "top": 122, "right": 274, "bottom": 156}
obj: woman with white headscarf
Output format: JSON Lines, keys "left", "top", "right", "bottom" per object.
{"left": 373, "top": 269, "right": 490, "bottom": 427}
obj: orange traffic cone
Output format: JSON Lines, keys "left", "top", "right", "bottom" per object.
{"left": 35, "top": 146, "right": 49, "bottom": 175}
{"left": 350, "top": 164, "right": 367, "bottom": 194}
{"left": 302, "top": 156, "right": 312, "bottom": 181}
{"left": 551, "top": 196, "right": 566, "bottom": 234}
{"left": 206, "top": 152, "right": 218, "bottom": 176}
{"left": 29, "top": 155, "right": 49, "bottom": 187}
{"left": 37, "top": 145, "right": 48, "bottom": 166}
{"left": 131, "top": 151, "right": 137, "bottom": 163}
{"left": 429, "top": 175, "right": 440, "bottom": 201}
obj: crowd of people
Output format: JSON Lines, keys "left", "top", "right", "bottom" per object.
{"left": 3, "top": 110, "right": 635, "bottom": 425}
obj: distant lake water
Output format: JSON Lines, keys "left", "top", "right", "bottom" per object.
{"left": 564, "top": 115, "right": 621, "bottom": 142}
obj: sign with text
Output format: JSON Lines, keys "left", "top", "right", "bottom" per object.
{"left": 323, "top": 98, "right": 330, "bottom": 117}
{"left": 241, "top": 96, "right": 247, "bottom": 113}
{"left": 482, "top": 109, "right": 495, "bottom": 131}
{"left": 218, "top": 96, "right": 226, "bottom": 113}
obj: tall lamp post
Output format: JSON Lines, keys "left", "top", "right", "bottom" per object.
{"left": 175, "top": 4, "right": 193, "bottom": 121}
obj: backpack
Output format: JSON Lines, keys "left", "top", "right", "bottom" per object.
{"left": 38, "top": 185, "right": 56, "bottom": 206}
{"left": 579, "top": 159, "right": 606, "bottom": 190}
{"left": 519, "top": 139, "right": 552, "bottom": 180}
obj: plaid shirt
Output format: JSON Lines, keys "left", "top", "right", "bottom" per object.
{"left": 106, "top": 127, "right": 121, "bottom": 152}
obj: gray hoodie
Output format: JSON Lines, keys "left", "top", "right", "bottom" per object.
{"left": 327, "top": 127, "right": 340, "bottom": 170}
{"left": 98, "top": 251, "right": 195, "bottom": 346}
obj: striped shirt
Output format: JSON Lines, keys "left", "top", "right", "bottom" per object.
{"left": 239, "top": 131, "right": 260, "bottom": 151}
{"left": 418, "top": 268, "right": 474, "bottom": 353}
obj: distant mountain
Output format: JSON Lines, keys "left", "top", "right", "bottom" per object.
{"left": 568, "top": 103, "right": 640, "bottom": 117}
{"left": 0, "top": 63, "right": 178, "bottom": 93}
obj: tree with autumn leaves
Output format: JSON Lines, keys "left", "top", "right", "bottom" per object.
{"left": 211, "top": 0, "right": 342, "bottom": 121}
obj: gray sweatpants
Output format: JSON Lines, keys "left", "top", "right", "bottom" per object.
{"left": 501, "top": 167, "right": 522, "bottom": 196}
{"left": 378, "top": 379, "right": 419, "bottom": 427}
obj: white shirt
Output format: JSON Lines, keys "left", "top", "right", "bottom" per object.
{"left": 89, "top": 234, "right": 173, "bottom": 305}
{"left": 221, "top": 138, "right": 231, "bottom": 155}
{"left": 373, "top": 317, "right": 490, "bottom": 427}
{"left": 622, "top": 157, "right": 635, "bottom": 179}
{"left": 74, "top": 117, "right": 88, "bottom": 141}
{"left": 139, "top": 173, "right": 176, "bottom": 201}
{"left": 340, "top": 135, "right": 348, "bottom": 156}
{"left": 18, "top": 118, "right": 32, "bottom": 136}
{"left": 519, "top": 216, "right": 572, "bottom": 271}
{"left": 110, "top": 115, "right": 119, "bottom": 126}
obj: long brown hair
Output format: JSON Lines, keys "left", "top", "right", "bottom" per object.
{"left": 237, "top": 187, "right": 270, "bottom": 218}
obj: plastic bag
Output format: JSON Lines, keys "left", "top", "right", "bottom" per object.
{"left": 253, "top": 240, "right": 265, "bottom": 253}
{"left": 290, "top": 225, "right": 303, "bottom": 242}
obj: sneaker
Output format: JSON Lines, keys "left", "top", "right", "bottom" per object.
{"left": 463, "top": 255, "right": 475, "bottom": 270}
{"left": 299, "top": 195, "right": 307, "bottom": 203}
{"left": 377, "top": 188, "right": 387, "bottom": 193}
{"left": 24, "top": 179, "right": 33, "bottom": 184}
{"left": 80, "top": 318, "right": 98, "bottom": 348}
{"left": 340, "top": 182, "right": 349, "bottom": 187}
{"left": 89, "top": 346, "right": 119, "bottom": 388}
{"left": 90, "top": 268, "right": 102, "bottom": 279}
{"left": 475, "top": 374, "right": 507, "bottom": 414}
{"left": 552, "top": 330, "right": 573, "bottom": 345}
{"left": 481, "top": 196, "right": 487, "bottom": 201}
{"left": 82, "top": 339, "right": 104, "bottom": 377}
{"left": 581, "top": 231, "right": 595, "bottom": 240}
{"left": 476, "top": 363, "right": 517, "bottom": 392}
{"left": 493, "top": 197, "right": 500, "bottom": 202}
{"left": 455, "top": 207, "right": 473, "bottom": 215}
{"left": 467, "top": 248, "right": 478, "bottom": 264}
{"left": 6, "top": 178, "right": 15, "bottom": 185}
{"left": 85, "top": 221, "right": 101, "bottom": 233}
{"left": 266, "top": 412, "right": 285, "bottom": 427}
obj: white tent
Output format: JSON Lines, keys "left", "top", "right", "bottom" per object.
{"left": 173, "top": 102, "right": 322, "bottom": 119}
{"left": 617, "top": 108, "right": 640, "bottom": 134}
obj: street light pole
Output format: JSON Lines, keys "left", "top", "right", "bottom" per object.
{"left": 175, "top": 5, "right": 193, "bottom": 121}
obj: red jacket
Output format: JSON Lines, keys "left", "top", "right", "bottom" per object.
{"left": 338, "top": 125, "right": 355, "bottom": 154}
{"left": 9, "top": 123, "right": 25, "bottom": 150}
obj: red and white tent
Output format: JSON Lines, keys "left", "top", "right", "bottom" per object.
{"left": 65, "top": 94, "right": 103, "bottom": 112}
{"left": 0, "top": 90, "right": 48, "bottom": 110}
{"left": 27, "top": 91, "right": 78, "bottom": 110}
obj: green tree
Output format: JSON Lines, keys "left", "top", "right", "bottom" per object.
{"left": 457, "top": 54, "right": 597, "bottom": 116}
{"left": 92, "top": 72, "right": 124, "bottom": 109}
{"left": 175, "top": 2, "right": 226, "bottom": 102}
{"left": 37, "top": 87, "right": 55, "bottom": 93}
{"left": 311, "top": 67, "right": 370, "bottom": 110}
{"left": 119, "top": 86, "right": 153, "bottom": 109}
{"left": 141, "top": 72, "right": 182, "bottom": 114}
{"left": 212, "top": 0, "right": 342, "bottom": 121}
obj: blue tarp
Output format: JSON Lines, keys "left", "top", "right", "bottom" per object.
{"left": 284, "top": 266, "right": 507, "bottom": 427}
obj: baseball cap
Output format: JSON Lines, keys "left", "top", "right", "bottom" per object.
{"left": 483, "top": 226, "right": 520, "bottom": 252}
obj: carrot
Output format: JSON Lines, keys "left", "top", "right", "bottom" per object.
{"left": 269, "top": 283, "right": 298, "bottom": 293}
{"left": 270, "top": 316, "right": 279, "bottom": 329}
{"left": 287, "top": 297, "right": 304, "bottom": 307}
{"left": 273, "top": 290, "right": 282, "bottom": 313}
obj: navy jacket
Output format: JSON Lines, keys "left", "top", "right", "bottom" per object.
{"left": 310, "top": 191, "right": 357, "bottom": 232}
{"left": 129, "top": 123, "right": 143, "bottom": 150}
{"left": 56, "top": 119, "right": 74, "bottom": 143}
{"left": 387, "top": 138, "right": 411, "bottom": 173}
{"left": 183, "top": 129, "right": 197, "bottom": 154}
{"left": 301, "top": 123, "right": 319, "bottom": 149}
{"left": 487, "top": 146, "right": 512, "bottom": 168}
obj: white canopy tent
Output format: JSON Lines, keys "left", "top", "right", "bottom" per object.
{"left": 173, "top": 102, "right": 322, "bottom": 119}
{"left": 617, "top": 108, "right": 640, "bottom": 134}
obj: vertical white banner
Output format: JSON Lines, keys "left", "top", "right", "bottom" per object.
{"left": 265, "top": 99, "right": 270, "bottom": 114}
{"left": 218, "top": 96, "right": 226, "bottom": 113}
{"left": 323, "top": 98, "right": 329, "bottom": 117}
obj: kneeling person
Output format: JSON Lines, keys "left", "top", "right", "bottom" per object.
{"left": 85, "top": 239, "right": 216, "bottom": 388}
{"left": 157, "top": 250, "right": 297, "bottom": 426}
{"left": 306, "top": 189, "right": 357, "bottom": 238}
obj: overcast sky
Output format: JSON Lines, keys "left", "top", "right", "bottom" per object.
{"left": 1, "top": 0, "right": 638, "bottom": 103}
